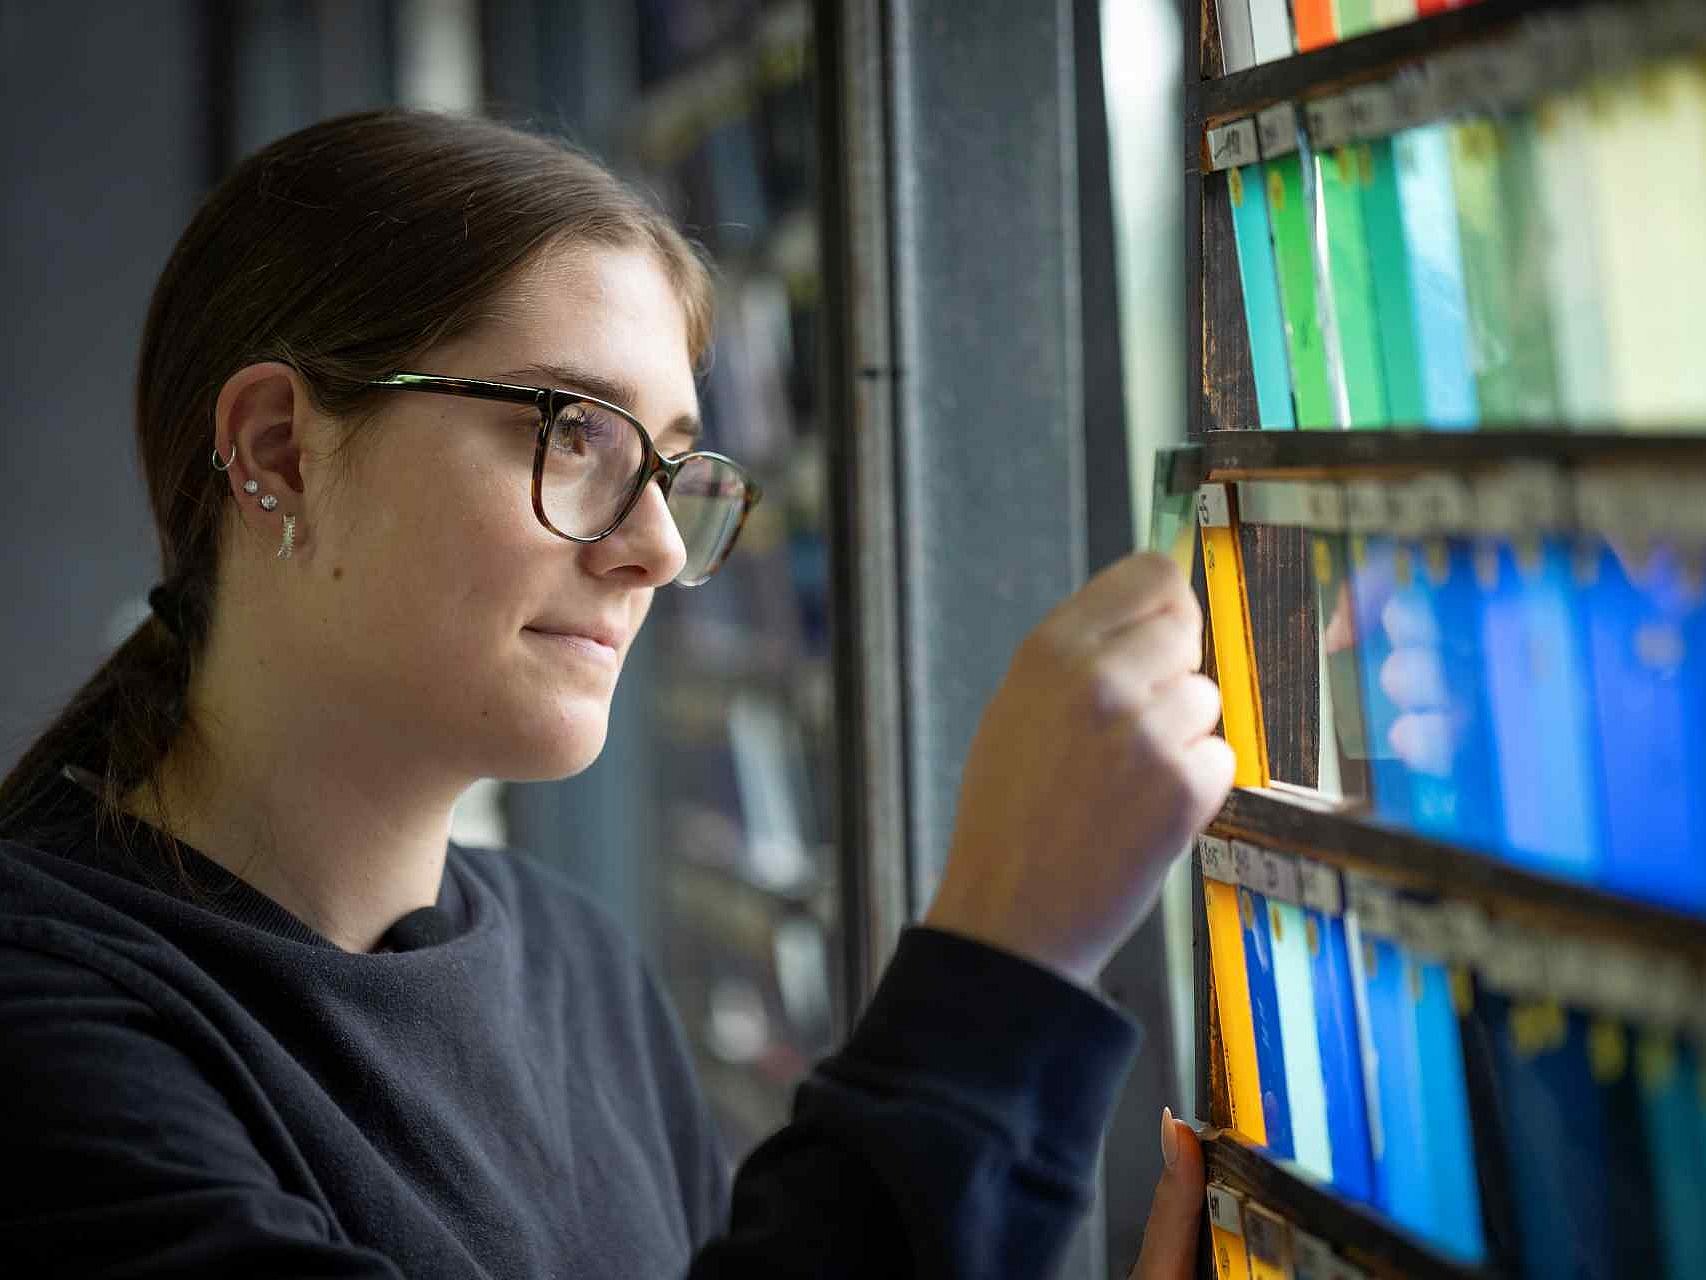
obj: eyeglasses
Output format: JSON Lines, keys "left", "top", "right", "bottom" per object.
{"left": 365, "top": 372, "right": 761, "bottom": 586}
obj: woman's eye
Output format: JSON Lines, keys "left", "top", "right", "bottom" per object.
{"left": 553, "top": 409, "right": 609, "bottom": 455}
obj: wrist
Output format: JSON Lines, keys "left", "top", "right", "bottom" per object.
{"left": 921, "top": 897, "right": 1101, "bottom": 990}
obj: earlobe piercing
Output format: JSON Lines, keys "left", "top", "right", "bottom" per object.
{"left": 259, "top": 494, "right": 278, "bottom": 511}
{"left": 278, "top": 514, "right": 296, "bottom": 560}
{"left": 243, "top": 480, "right": 259, "bottom": 495}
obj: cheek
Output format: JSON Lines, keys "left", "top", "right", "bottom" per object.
{"left": 336, "top": 446, "right": 544, "bottom": 641}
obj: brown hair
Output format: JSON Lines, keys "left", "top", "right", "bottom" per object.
{"left": 0, "top": 108, "right": 712, "bottom": 856}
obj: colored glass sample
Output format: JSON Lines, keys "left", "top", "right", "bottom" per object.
{"left": 1359, "top": 933, "right": 1434, "bottom": 1231}
{"left": 1314, "top": 529, "right": 1370, "bottom": 800}
{"left": 1270, "top": 899, "right": 1333, "bottom": 1180}
{"left": 1477, "top": 538, "right": 1604, "bottom": 878}
{"left": 1307, "top": 906, "right": 1376, "bottom": 1201}
{"left": 1147, "top": 461, "right": 1197, "bottom": 579}
{"left": 1401, "top": 538, "right": 1503, "bottom": 851}
{"left": 1292, "top": 0, "right": 1336, "bottom": 52}
{"left": 1206, "top": 877, "right": 1268, "bottom": 1144}
{"left": 1641, "top": 1036, "right": 1706, "bottom": 1280}
{"left": 1208, "top": 1188, "right": 1256, "bottom": 1280}
{"left": 1244, "top": 1203, "right": 1296, "bottom": 1280}
{"left": 1412, "top": 959, "right": 1486, "bottom": 1263}
{"left": 1315, "top": 146, "right": 1389, "bottom": 428}
{"left": 1370, "top": 0, "right": 1417, "bottom": 24}
{"left": 1479, "top": 994, "right": 1595, "bottom": 1280}
{"left": 1247, "top": 0, "right": 1295, "bottom": 64}
{"left": 1332, "top": 0, "right": 1375, "bottom": 40}
{"left": 1588, "top": 61, "right": 1706, "bottom": 427}
{"left": 1229, "top": 163, "right": 1298, "bottom": 429}
{"left": 1448, "top": 118, "right": 1559, "bottom": 425}
{"left": 1533, "top": 92, "right": 1616, "bottom": 426}
{"left": 1203, "top": 518, "right": 1271, "bottom": 788}
{"left": 1392, "top": 125, "right": 1479, "bottom": 429}
{"left": 1358, "top": 139, "right": 1426, "bottom": 427}
{"left": 1265, "top": 153, "right": 1337, "bottom": 428}
{"left": 1347, "top": 535, "right": 1411, "bottom": 821}
{"left": 1592, "top": 1018, "right": 1665, "bottom": 1276}
{"left": 1215, "top": 0, "right": 1257, "bottom": 73}
{"left": 1580, "top": 540, "right": 1706, "bottom": 914}
{"left": 1242, "top": 887, "right": 1296, "bottom": 1159}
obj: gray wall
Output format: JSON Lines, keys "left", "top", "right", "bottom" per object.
{"left": 0, "top": 0, "right": 210, "bottom": 769}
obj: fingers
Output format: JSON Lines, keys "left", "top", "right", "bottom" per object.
{"left": 1379, "top": 646, "right": 1446, "bottom": 712}
{"left": 1180, "top": 733, "right": 1237, "bottom": 826}
{"left": 1053, "top": 552, "right": 1198, "bottom": 651}
{"left": 1321, "top": 580, "right": 1356, "bottom": 654}
{"left": 1380, "top": 588, "right": 1438, "bottom": 649}
{"left": 1094, "top": 613, "right": 1205, "bottom": 704}
{"left": 1130, "top": 1109, "right": 1205, "bottom": 1280}
{"left": 1141, "top": 673, "right": 1223, "bottom": 747}
{"left": 1389, "top": 710, "right": 1453, "bottom": 777}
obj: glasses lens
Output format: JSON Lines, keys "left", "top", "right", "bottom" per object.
{"left": 668, "top": 455, "right": 750, "bottom": 585}
{"left": 540, "top": 400, "right": 646, "bottom": 538}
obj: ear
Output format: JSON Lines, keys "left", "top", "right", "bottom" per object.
{"left": 213, "top": 361, "right": 316, "bottom": 517}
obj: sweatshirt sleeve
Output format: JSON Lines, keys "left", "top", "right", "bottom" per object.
{"left": 688, "top": 925, "right": 1142, "bottom": 1279}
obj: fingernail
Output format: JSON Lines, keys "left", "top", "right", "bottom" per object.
{"left": 1160, "top": 1105, "right": 1179, "bottom": 1170}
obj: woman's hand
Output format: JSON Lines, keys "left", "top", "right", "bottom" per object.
{"left": 924, "top": 551, "right": 1236, "bottom": 986}
{"left": 1129, "top": 1110, "right": 1205, "bottom": 1280}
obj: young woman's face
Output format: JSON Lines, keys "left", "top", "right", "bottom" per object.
{"left": 293, "top": 244, "right": 699, "bottom": 785}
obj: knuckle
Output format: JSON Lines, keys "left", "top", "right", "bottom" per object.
{"left": 1089, "top": 664, "right": 1140, "bottom": 722}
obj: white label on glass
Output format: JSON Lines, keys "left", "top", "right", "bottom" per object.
{"left": 1301, "top": 483, "right": 1347, "bottom": 531}
{"left": 1305, "top": 95, "right": 1353, "bottom": 152}
{"left": 1206, "top": 1184, "right": 1244, "bottom": 1237}
{"left": 1230, "top": 839, "right": 1261, "bottom": 888}
{"left": 1343, "top": 482, "right": 1392, "bottom": 533}
{"left": 1389, "top": 64, "right": 1442, "bottom": 128}
{"left": 1257, "top": 103, "right": 1301, "bottom": 158}
{"left": 1236, "top": 481, "right": 1310, "bottom": 529}
{"left": 1291, "top": 1228, "right": 1336, "bottom": 1280}
{"left": 1196, "top": 483, "right": 1232, "bottom": 529}
{"left": 1438, "top": 902, "right": 1491, "bottom": 969}
{"left": 1198, "top": 835, "right": 1236, "bottom": 884}
{"left": 1347, "top": 876, "right": 1401, "bottom": 940}
{"left": 1483, "top": 928, "right": 1547, "bottom": 997}
{"left": 1472, "top": 465, "right": 1570, "bottom": 536}
{"left": 1207, "top": 119, "right": 1260, "bottom": 172}
{"left": 1243, "top": 1203, "right": 1289, "bottom": 1265}
{"left": 1407, "top": 473, "right": 1473, "bottom": 536}
{"left": 1260, "top": 850, "right": 1303, "bottom": 904}
{"left": 1430, "top": 47, "right": 1485, "bottom": 114}
{"left": 1298, "top": 860, "right": 1343, "bottom": 916}
{"left": 1398, "top": 901, "right": 1447, "bottom": 959}
{"left": 1346, "top": 83, "right": 1400, "bottom": 141}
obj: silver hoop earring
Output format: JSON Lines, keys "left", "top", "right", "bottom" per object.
{"left": 259, "top": 494, "right": 278, "bottom": 512}
{"left": 278, "top": 514, "right": 296, "bottom": 560}
{"left": 243, "top": 480, "right": 259, "bottom": 495}
{"left": 211, "top": 443, "right": 237, "bottom": 471}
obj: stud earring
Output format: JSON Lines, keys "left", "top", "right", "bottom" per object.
{"left": 243, "top": 480, "right": 259, "bottom": 495}
{"left": 259, "top": 494, "right": 278, "bottom": 512}
{"left": 278, "top": 514, "right": 296, "bottom": 560}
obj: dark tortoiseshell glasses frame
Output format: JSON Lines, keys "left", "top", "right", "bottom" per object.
{"left": 364, "top": 372, "right": 761, "bottom": 584}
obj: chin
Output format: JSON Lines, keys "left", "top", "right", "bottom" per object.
{"left": 495, "top": 703, "right": 612, "bottom": 782}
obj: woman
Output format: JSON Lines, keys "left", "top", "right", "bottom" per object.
{"left": 0, "top": 110, "right": 1232, "bottom": 1277}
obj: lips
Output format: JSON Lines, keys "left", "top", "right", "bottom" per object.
{"left": 527, "top": 620, "right": 623, "bottom": 650}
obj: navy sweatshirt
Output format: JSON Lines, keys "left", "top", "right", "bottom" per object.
{"left": 0, "top": 767, "right": 1140, "bottom": 1277}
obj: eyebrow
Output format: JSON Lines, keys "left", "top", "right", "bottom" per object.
{"left": 499, "top": 362, "right": 703, "bottom": 448}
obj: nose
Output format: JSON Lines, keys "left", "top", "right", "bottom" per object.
{"left": 584, "top": 474, "right": 688, "bottom": 585}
